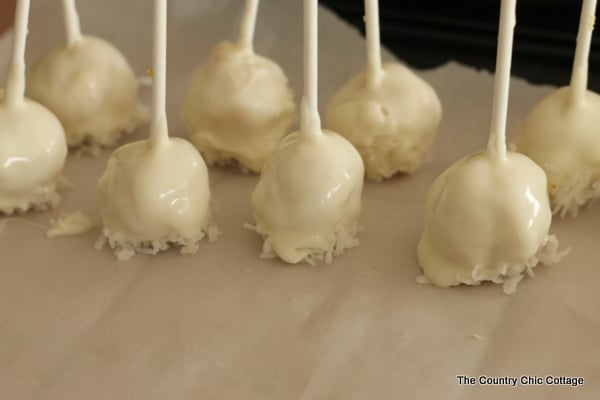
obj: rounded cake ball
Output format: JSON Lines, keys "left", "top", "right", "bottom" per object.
{"left": 325, "top": 62, "right": 442, "bottom": 180}
{"left": 325, "top": 0, "right": 441, "bottom": 181}
{"left": 0, "top": 0, "right": 68, "bottom": 215}
{"left": 511, "top": 0, "right": 600, "bottom": 217}
{"left": 417, "top": 152, "right": 564, "bottom": 293}
{"left": 181, "top": 0, "right": 295, "bottom": 174}
{"left": 251, "top": 128, "right": 364, "bottom": 264}
{"left": 27, "top": 36, "right": 148, "bottom": 148}
{"left": 0, "top": 99, "right": 67, "bottom": 214}
{"left": 512, "top": 88, "right": 600, "bottom": 216}
{"left": 96, "top": 138, "right": 214, "bottom": 260}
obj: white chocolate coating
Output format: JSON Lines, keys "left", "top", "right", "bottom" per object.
{"left": 27, "top": 36, "right": 148, "bottom": 148}
{"left": 512, "top": 87, "right": 600, "bottom": 217}
{"left": 97, "top": 138, "right": 215, "bottom": 260}
{"left": 0, "top": 99, "right": 67, "bottom": 214}
{"left": 325, "top": 63, "right": 442, "bottom": 180}
{"left": 251, "top": 130, "right": 364, "bottom": 264}
{"left": 417, "top": 151, "right": 565, "bottom": 293}
{"left": 46, "top": 210, "right": 94, "bottom": 238}
{"left": 182, "top": 41, "right": 295, "bottom": 173}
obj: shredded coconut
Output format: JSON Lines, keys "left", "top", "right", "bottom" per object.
{"left": 0, "top": 188, "right": 61, "bottom": 216}
{"left": 96, "top": 220, "right": 220, "bottom": 261}
{"left": 70, "top": 104, "right": 149, "bottom": 153}
{"left": 46, "top": 210, "right": 95, "bottom": 238}
{"left": 497, "top": 235, "right": 567, "bottom": 294}
{"left": 431, "top": 234, "right": 570, "bottom": 294}
{"left": 549, "top": 171, "right": 600, "bottom": 217}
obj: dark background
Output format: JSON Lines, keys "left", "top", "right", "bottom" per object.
{"left": 321, "top": 0, "right": 600, "bottom": 91}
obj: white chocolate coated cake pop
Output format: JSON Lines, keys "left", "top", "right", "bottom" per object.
{"left": 96, "top": 0, "right": 216, "bottom": 260}
{"left": 418, "top": 152, "right": 565, "bottom": 293}
{"left": 181, "top": 0, "right": 295, "bottom": 174}
{"left": 250, "top": 0, "right": 364, "bottom": 264}
{"left": 512, "top": 0, "right": 600, "bottom": 217}
{"left": 325, "top": 0, "right": 441, "bottom": 181}
{"left": 26, "top": 0, "right": 148, "bottom": 149}
{"left": 0, "top": 0, "right": 67, "bottom": 215}
{"left": 417, "top": 0, "right": 566, "bottom": 294}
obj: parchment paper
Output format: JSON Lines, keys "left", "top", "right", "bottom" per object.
{"left": 0, "top": 0, "right": 598, "bottom": 399}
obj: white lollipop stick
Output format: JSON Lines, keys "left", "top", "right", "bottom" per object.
{"left": 62, "top": 0, "right": 83, "bottom": 46}
{"left": 487, "top": 0, "right": 516, "bottom": 160}
{"left": 301, "top": 0, "right": 322, "bottom": 136}
{"left": 4, "top": 0, "right": 30, "bottom": 105}
{"left": 365, "top": 0, "right": 383, "bottom": 86}
{"left": 150, "top": 0, "right": 169, "bottom": 146}
{"left": 238, "top": 0, "right": 259, "bottom": 51}
{"left": 570, "top": 0, "right": 597, "bottom": 105}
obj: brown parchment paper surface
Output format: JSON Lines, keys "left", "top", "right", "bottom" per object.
{"left": 0, "top": 0, "right": 598, "bottom": 399}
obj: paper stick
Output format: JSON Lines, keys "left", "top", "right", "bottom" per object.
{"left": 487, "top": 0, "right": 517, "bottom": 160}
{"left": 150, "top": 0, "right": 169, "bottom": 146}
{"left": 4, "top": 0, "right": 30, "bottom": 105}
{"left": 570, "top": 0, "right": 597, "bottom": 105}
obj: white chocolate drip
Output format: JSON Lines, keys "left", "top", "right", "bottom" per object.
{"left": 302, "top": 0, "right": 321, "bottom": 136}
{"left": 570, "top": 0, "right": 597, "bottom": 105}
{"left": 238, "top": 0, "right": 259, "bottom": 51}
{"left": 4, "top": 0, "right": 29, "bottom": 105}
{"left": 365, "top": 0, "right": 383, "bottom": 87}
{"left": 151, "top": 0, "right": 169, "bottom": 146}
{"left": 62, "top": 0, "right": 82, "bottom": 47}
{"left": 487, "top": 0, "right": 516, "bottom": 160}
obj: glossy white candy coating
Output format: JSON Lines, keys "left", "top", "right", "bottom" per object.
{"left": 325, "top": 63, "right": 442, "bottom": 180}
{"left": 97, "top": 138, "right": 213, "bottom": 260}
{"left": 418, "top": 151, "right": 563, "bottom": 293}
{"left": 182, "top": 41, "right": 295, "bottom": 173}
{"left": 512, "top": 87, "right": 600, "bottom": 216}
{"left": 27, "top": 36, "right": 148, "bottom": 147}
{"left": 0, "top": 99, "right": 67, "bottom": 214}
{"left": 251, "top": 130, "right": 364, "bottom": 264}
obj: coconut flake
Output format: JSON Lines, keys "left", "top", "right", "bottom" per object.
{"left": 550, "top": 170, "right": 600, "bottom": 217}
{"left": 96, "top": 218, "right": 219, "bottom": 261}
{"left": 46, "top": 210, "right": 95, "bottom": 238}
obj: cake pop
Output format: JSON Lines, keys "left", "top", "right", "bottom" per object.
{"left": 250, "top": 0, "right": 364, "bottom": 264}
{"left": 325, "top": 0, "right": 441, "bottom": 181}
{"left": 0, "top": 0, "right": 67, "bottom": 215}
{"left": 417, "top": 0, "right": 567, "bottom": 294}
{"left": 181, "top": 0, "right": 295, "bottom": 173}
{"left": 96, "top": 0, "right": 216, "bottom": 261}
{"left": 26, "top": 0, "right": 148, "bottom": 149}
{"left": 512, "top": 0, "right": 600, "bottom": 217}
